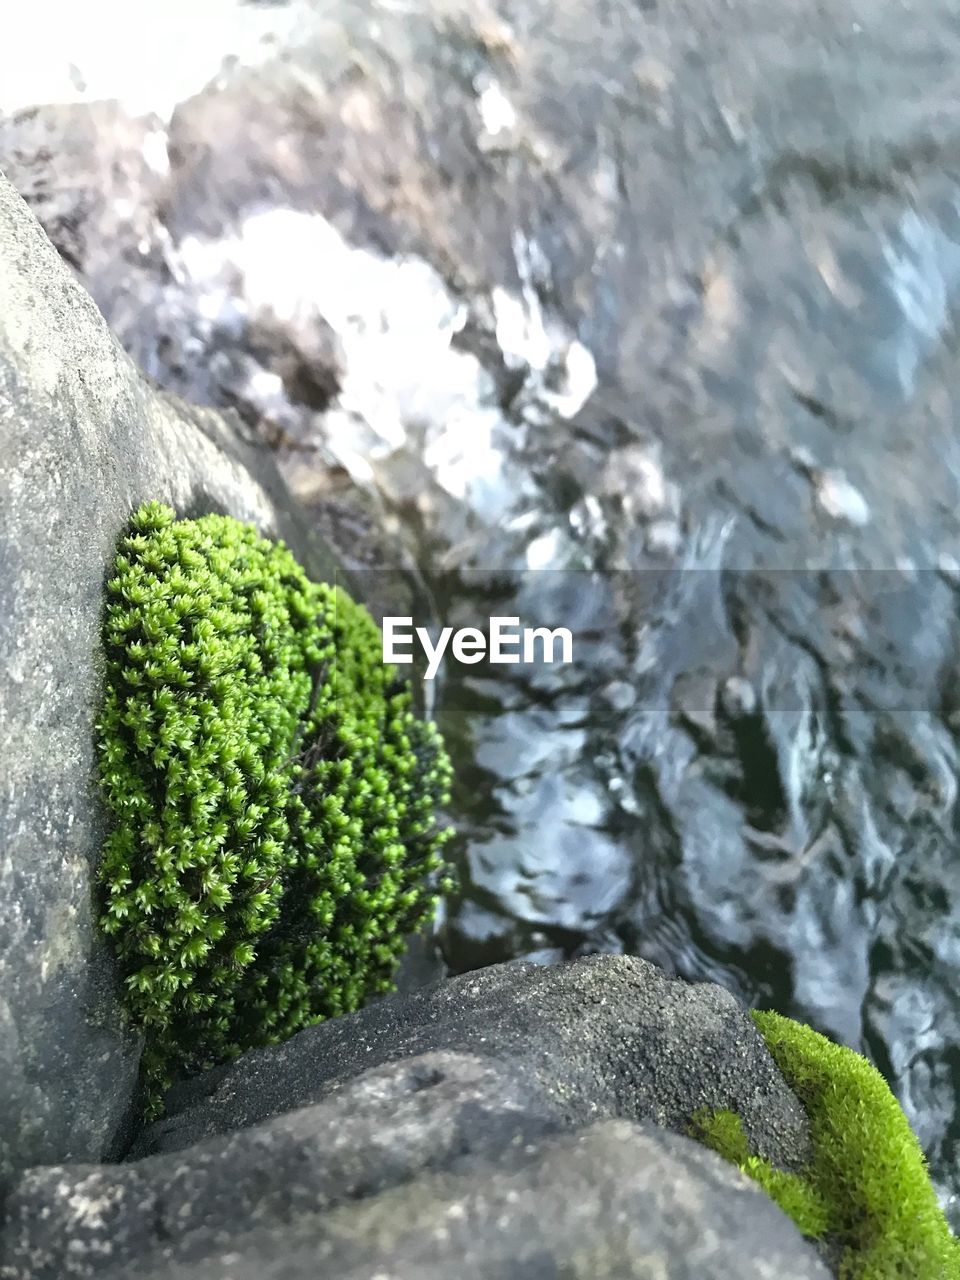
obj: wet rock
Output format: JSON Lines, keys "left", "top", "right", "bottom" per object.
{"left": 0, "top": 101, "right": 162, "bottom": 268}
{"left": 1, "top": 953, "right": 832, "bottom": 1280}
{"left": 135, "top": 955, "right": 812, "bottom": 1172}
{"left": 0, "top": 1052, "right": 561, "bottom": 1278}
{"left": 1, "top": 1119, "right": 830, "bottom": 1280}
{"left": 0, "top": 96, "right": 423, "bottom": 586}
{"left": 0, "top": 172, "right": 336, "bottom": 1175}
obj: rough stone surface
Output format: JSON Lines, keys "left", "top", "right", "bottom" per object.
{"left": 2, "top": 1099, "right": 829, "bottom": 1280}
{"left": 151, "top": 1122, "right": 825, "bottom": 1280}
{"left": 0, "top": 173, "right": 337, "bottom": 1176}
{"left": 136, "top": 955, "right": 811, "bottom": 1172}
{"left": 0, "top": 97, "right": 421, "bottom": 590}
{"left": 0, "top": 1052, "right": 556, "bottom": 1278}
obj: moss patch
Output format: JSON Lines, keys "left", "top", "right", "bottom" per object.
{"left": 97, "top": 502, "right": 454, "bottom": 1106}
{"left": 690, "top": 1010, "right": 959, "bottom": 1278}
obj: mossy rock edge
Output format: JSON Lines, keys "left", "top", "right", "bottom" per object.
{"left": 97, "top": 501, "right": 454, "bottom": 1110}
{"left": 691, "top": 1010, "right": 960, "bottom": 1279}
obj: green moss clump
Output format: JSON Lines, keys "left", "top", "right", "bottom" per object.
{"left": 690, "top": 1010, "right": 959, "bottom": 1279}
{"left": 97, "top": 501, "right": 454, "bottom": 1105}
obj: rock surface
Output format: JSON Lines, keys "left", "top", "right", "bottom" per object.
{"left": 1, "top": 957, "right": 833, "bottom": 1279}
{"left": 2, "top": 1118, "right": 831, "bottom": 1280}
{"left": 0, "top": 173, "right": 336, "bottom": 1176}
{"left": 138, "top": 955, "right": 811, "bottom": 1169}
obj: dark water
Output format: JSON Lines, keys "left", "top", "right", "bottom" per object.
{"left": 3, "top": 0, "right": 959, "bottom": 1224}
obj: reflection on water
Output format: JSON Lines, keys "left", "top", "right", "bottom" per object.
{"left": 123, "top": 187, "right": 960, "bottom": 1230}
{"left": 351, "top": 191, "right": 960, "bottom": 1227}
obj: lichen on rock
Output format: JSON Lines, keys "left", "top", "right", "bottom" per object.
{"left": 691, "top": 1011, "right": 960, "bottom": 1279}
{"left": 97, "top": 500, "right": 454, "bottom": 1106}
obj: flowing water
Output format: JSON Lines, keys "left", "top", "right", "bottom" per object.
{"left": 3, "top": 0, "right": 959, "bottom": 1224}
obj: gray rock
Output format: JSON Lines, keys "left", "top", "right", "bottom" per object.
{"left": 2, "top": 1087, "right": 829, "bottom": 1279}
{"left": 164, "top": 1122, "right": 827, "bottom": 1280}
{"left": 0, "top": 102, "right": 167, "bottom": 326}
{"left": 137, "top": 955, "right": 811, "bottom": 1174}
{"left": 0, "top": 173, "right": 336, "bottom": 1176}
{"left": 0, "top": 1052, "right": 563, "bottom": 1278}
{"left": 0, "top": 98, "right": 422, "bottom": 594}
{"left": 0, "top": 958, "right": 831, "bottom": 1279}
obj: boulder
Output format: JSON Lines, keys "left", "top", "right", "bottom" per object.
{"left": 0, "top": 172, "right": 336, "bottom": 1175}
{"left": 1, "top": 1054, "right": 829, "bottom": 1280}
{"left": 138, "top": 955, "right": 812, "bottom": 1172}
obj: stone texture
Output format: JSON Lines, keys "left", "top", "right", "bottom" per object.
{"left": 152, "top": 1122, "right": 826, "bottom": 1280}
{"left": 0, "top": 173, "right": 337, "bottom": 1176}
{"left": 0, "top": 1052, "right": 554, "bottom": 1278}
{"left": 0, "top": 953, "right": 832, "bottom": 1279}
{"left": 137, "top": 955, "right": 812, "bottom": 1173}
{"left": 1, "top": 1063, "right": 829, "bottom": 1280}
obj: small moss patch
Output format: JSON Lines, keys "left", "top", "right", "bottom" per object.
{"left": 690, "top": 1010, "right": 959, "bottom": 1278}
{"left": 691, "top": 1106, "right": 831, "bottom": 1238}
{"left": 97, "top": 502, "right": 454, "bottom": 1106}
